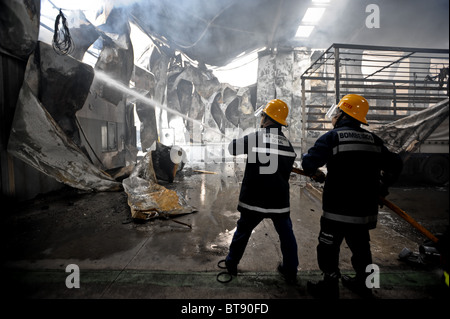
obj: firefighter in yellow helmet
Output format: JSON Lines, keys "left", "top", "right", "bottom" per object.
{"left": 254, "top": 98, "right": 290, "bottom": 126}
{"left": 222, "top": 99, "right": 299, "bottom": 284}
{"left": 326, "top": 94, "right": 370, "bottom": 126}
{"left": 302, "top": 94, "right": 403, "bottom": 298}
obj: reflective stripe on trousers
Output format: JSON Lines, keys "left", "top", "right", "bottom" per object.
{"left": 322, "top": 211, "right": 377, "bottom": 225}
{"left": 238, "top": 201, "right": 290, "bottom": 213}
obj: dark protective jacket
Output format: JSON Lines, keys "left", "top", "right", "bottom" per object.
{"left": 228, "top": 125, "right": 297, "bottom": 214}
{"left": 301, "top": 118, "right": 403, "bottom": 229}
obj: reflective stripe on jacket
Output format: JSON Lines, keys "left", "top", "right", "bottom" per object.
{"left": 229, "top": 125, "right": 296, "bottom": 214}
{"left": 302, "top": 119, "right": 403, "bottom": 228}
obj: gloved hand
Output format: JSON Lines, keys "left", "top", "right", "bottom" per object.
{"left": 311, "top": 169, "right": 326, "bottom": 183}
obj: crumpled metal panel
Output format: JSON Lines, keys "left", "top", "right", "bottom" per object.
{"left": 37, "top": 42, "right": 94, "bottom": 145}
{"left": 122, "top": 152, "right": 196, "bottom": 220}
{"left": 7, "top": 82, "right": 122, "bottom": 192}
{"left": 0, "top": 0, "right": 40, "bottom": 60}
{"left": 371, "top": 98, "right": 449, "bottom": 154}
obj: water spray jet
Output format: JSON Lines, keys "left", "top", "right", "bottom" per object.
{"left": 94, "top": 70, "right": 230, "bottom": 141}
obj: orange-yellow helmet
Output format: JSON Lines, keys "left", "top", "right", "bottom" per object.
{"left": 337, "top": 94, "right": 369, "bottom": 125}
{"left": 255, "top": 99, "right": 289, "bottom": 126}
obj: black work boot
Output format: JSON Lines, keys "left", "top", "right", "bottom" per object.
{"left": 277, "top": 263, "right": 298, "bottom": 285}
{"left": 341, "top": 274, "right": 373, "bottom": 299}
{"left": 307, "top": 272, "right": 340, "bottom": 299}
{"left": 225, "top": 260, "right": 238, "bottom": 276}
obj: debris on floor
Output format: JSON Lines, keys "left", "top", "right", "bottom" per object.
{"left": 398, "top": 238, "right": 443, "bottom": 267}
{"left": 122, "top": 150, "right": 196, "bottom": 222}
{"left": 151, "top": 142, "right": 186, "bottom": 183}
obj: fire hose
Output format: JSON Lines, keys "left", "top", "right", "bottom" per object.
{"left": 292, "top": 167, "right": 439, "bottom": 243}
{"left": 217, "top": 167, "right": 440, "bottom": 283}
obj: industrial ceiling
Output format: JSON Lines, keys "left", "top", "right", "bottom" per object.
{"left": 37, "top": 0, "right": 449, "bottom": 68}
{"left": 124, "top": 0, "right": 449, "bottom": 67}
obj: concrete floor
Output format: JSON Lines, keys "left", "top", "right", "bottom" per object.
{"left": 1, "top": 161, "right": 449, "bottom": 308}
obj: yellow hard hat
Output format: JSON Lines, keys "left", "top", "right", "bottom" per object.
{"left": 255, "top": 99, "right": 289, "bottom": 126}
{"left": 337, "top": 94, "right": 369, "bottom": 125}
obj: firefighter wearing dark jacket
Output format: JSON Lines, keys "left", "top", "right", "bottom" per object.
{"left": 224, "top": 99, "right": 299, "bottom": 284}
{"left": 302, "top": 94, "right": 403, "bottom": 298}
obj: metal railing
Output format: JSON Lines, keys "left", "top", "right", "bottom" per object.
{"left": 300, "top": 43, "right": 449, "bottom": 149}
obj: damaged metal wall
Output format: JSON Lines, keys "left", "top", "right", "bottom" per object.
{"left": 1, "top": 0, "right": 63, "bottom": 200}
{"left": 36, "top": 42, "right": 94, "bottom": 145}
{"left": 76, "top": 6, "right": 137, "bottom": 170}
{"left": 7, "top": 80, "right": 121, "bottom": 192}
{"left": 0, "top": 0, "right": 40, "bottom": 60}
{"left": 1, "top": 3, "right": 134, "bottom": 199}
{"left": 135, "top": 46, "right": 258, "bottom": 160}
{"left": 1, "top": 1, "right": 321, "bottom": 200}
{"left": 7, "top": 40, "right": 122, "bottom": 192}
{"left": 256, "top": 48, "right": 313, "bottom": 151}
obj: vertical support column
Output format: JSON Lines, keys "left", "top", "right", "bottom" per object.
{"left": 301, "top": 78, "right": 306, "bottom": 154}
{"left": 334, "top": 47, "right": 340, "bottom": 103}
{"left": 393, "top": 82, "right": 397, "bottom": 117}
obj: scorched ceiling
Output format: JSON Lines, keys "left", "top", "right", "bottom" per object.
{"left": 35, "top": 0, "right": 449, "bottom": 68}
{"left": 124, "top": 0, "right": 449, "bottom": 67}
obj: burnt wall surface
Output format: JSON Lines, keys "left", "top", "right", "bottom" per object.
{"left": 36, "top": 42, "right": 94, "bottom": 145}
{"left": 257, "top": 48, "right": 313, "bottom": 146}
{"left": 0, "top": 0, "right": 40, "bottom": 60}
{"left": 1, "top": 1, "right": 318, "bottom": 200}
{"left": 135, "top": 48, "right": 258, "bottom": 149}
{"left": 1, "top": 0, "right": 64, "bottom": 201}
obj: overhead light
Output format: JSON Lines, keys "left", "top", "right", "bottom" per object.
{"left": 295, "top": 25, "right": 315, "bottom": 38}
{"left": 301, "top": 7, "right": 326, "bottom": 23}
{"left": 294, "top": 3, "right": 329, "bottom": 39}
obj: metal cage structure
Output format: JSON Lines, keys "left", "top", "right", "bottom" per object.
{"left": 300, "top": 43, "right": 449, "bottom": 151}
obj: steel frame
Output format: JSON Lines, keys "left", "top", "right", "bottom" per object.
{"left": 300, "top": 43, "right": 449, "bottom": 149}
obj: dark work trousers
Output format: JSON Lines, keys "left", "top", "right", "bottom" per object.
{"left": 317, "top": 217, "right": 372, "bottom": 279}
{"left": 225, "top": 211, "right": 299, "bottom": 276}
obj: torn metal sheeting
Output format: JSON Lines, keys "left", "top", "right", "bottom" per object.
{"left": 122, "top": 177, "right": 195, "bottom": 220}
{"left": 371, "top": 98, "right": 449, "bottom": 154}
{"left": 7, "top": 83, "right": 122, "bottom": 192}
{"left": 122, "top": 151, "right": 196, "bottom": 221}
